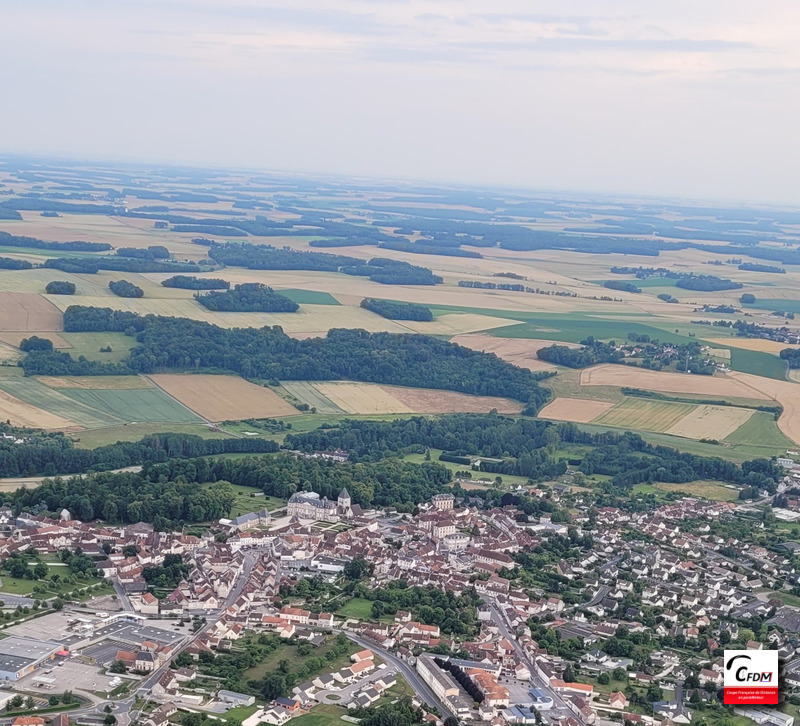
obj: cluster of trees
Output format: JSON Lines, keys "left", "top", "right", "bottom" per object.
{"left": 378, "top": 239, "right": 482, "bottom": 258}
{"left": 741, "top": 293, "right": 757, "bottom": 304}
{"left": 42, "top": 257, "right": 201, "bottom": 274}
{"left": 56, "top": 307, "right": 550, "bottom": 409}
{"left": 195, "top": 283, "right": 299, "bottom": 312}
{"left": 45, "top": 280, "right": 76, "bottom": 294}
{"left": 0, "top": 230, "right": 111, "bottom": 252}
{"left": 537, "top": 338, "right": 624, "bottom": 368}
{"left": 604, "top": 280, "right": 641, "bottom": 294}
{"left": 341, "top": 258, "right": 443, "bottom": 285}
{"left": 0, "top": 426, "right": 278, "bottom": 478}
{"left": 12, "top": 474, "right": 237, "bottom": 528}
{"left": 22, "top": 350, "right": 135, "bottom": 376}
{"left": 207, "top": 241, "right": 360, "bottom": 271}
{"left": 285, "top": 413, "right": 782, "bottom": 491}
{"left": 0, "top": 256, "right": 32, "bottom": 270}
{"left": 19, "top": 336, "right": 54, "bottom": 352}
{"left": 109, "top": 280, "right": 144, "bottom": 298}
{"left": 739, "top": 262, "right": 785, "bottom": 273}
{"left": 162, "top": 275, "right": 230, "bottom": 290}
{"left": 360, "top": 298, "right": 433, "bottom": 321}
{"left": 143, "top": 554, "right": 189, "bottom": 589}
{"left": 674, "top": 274, "right": 743, "bottom": 291}
{"left": 780, "top": 348, "right": 800, "bottom": 368}
{"left": 357, "top": 581, "right": 480, "bottom": 636}
{"left": 117, "top": 245, "right": 170, "bottom": 259}
{"left": 356, "top": 699, "right": 423, "bottom": 726}
{"left": 657, "top": 293, "right": 678, "bottom": 303}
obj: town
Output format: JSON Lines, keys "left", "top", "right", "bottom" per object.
{"left": 2, "top": 463, "right": 800, "bottom": 726}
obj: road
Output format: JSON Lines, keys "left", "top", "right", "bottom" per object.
{"left": 343, "top": 632, "right": 449, "bottom": 715}
{"left": 116, "top": 551, "right": 260, "bottom": 726}
{"left": 484, "top": 596, "right": 584, "bottom": 725}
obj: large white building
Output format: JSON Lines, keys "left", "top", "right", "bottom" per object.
{"left": 287, "top": 488, "right": 354, "bottom": 522}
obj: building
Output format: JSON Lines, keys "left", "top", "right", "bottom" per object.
{"left": 219, "top": 691, "right": 257, "bottom": 708}
{"left": 0, "top": 637, "right": 63, "bottom": 681}
{"left": 432, "top": 493, "right": 455, "bottom": 511}
{"left": 287, "top": 492, "right": 339, "bottom": 522}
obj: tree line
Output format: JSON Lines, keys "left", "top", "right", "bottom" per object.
{"left": 360, "top": 298, "right": 433, "bottom": 321}
{"left": 162, "top": 275, "right": 230, "bottom": 290}
{"left": 0, "top": 230, "right": 111, "bottom": 252}
{"left": 42, "top": 257, "right": 202, "bottom": 274}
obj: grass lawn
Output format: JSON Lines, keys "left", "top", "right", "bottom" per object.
{"left": 0, "top": 577, "right": 36, "bottom": 595}
{"left": 243, "top": 639, "right": 354, "bottom": 683}
{"left": 337, "top": 598, "right": 374, "bottom": 620}
{"left": 71, "top": 422, "right": 234, "bottom": 448}
{"left": 224, "top": 705, "right": 260, "bottom": 723}
{"left": 403, "top": 449, "right": 531, "bottom": 488}
{"left": 278, "top": 289, "right": 340, "bottom": 306}
{"left": 290, "top": 705, "right": 347, "bottom": 726}
{"left": 764, "top": 591, "right": 800, "bottom": 607}
{"left": 220, "top": 485, "right": 285, "bottom": 518}
{"left": 60, "top": 332, "right": 135, "bottom": 363}
{"left": 632, "top": 480, "right": 739, "bottom": 502}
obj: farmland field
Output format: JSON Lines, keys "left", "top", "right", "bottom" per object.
{"left": 703, "top": 337, "right": 798, "bottom": 354}
{"left": 0, "top": 292, "right": 62, "bottom": 331}
{"left": 632, "top": 481, "right": 739, "bottom": 502}
{"left": 288, "top": 381, "right": 523, "bottom": 415}
{"left": 59, "top": 332, "right": 135, "bottom": 363}
{"left": 275, "top": 289, "right": 340, "bottom": 305}
{"left": 37, "top": 375, "right": 152, "bottom": 389}
{"left": 593, "top": 398, "right": 696, "bottom": 433}
{"left": 664, "top": 405, "right": 754, "bottom": 440}
{"left": 580, "top": 365, "right": 771, "bottom": 399}
{"left": 149, "top": 374, "right": 301, "bottom": 421}
{"left": 60, "top": 388, "right": 202, "bottom": 423}
{"left": 538, "top": 397, "right": 615, "bottom": 423}
{"left": 0, "top": 387, "right": 76, "bottom": 430}
{"left": 450, "top": 333, "right": 574, "bottom": 371}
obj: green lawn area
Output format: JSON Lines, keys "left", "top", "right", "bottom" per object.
{"left": 337, "top": 598, "right": 374, "bottom": 620}
{"left": 290, "top": 705, "right": 347, "bottom": 726}
{"left": 220, "top": 485, "right": 285, "bottom": 518}
{"left": 728, "top": 347, "right": 788, "bottom": 380}
{"left": 71, "top": 422, "right": 234, "bottom": 449}
{"left": 632, "top": 480, "right": 739, "bottom": 502}
{"left": 243, "top": 639, "right": 354, "bottom": 683}
{"left": 0, "top": 577, "right": 36, "bottom": 595}
{"left": 277, "top": 289, "right": 340, "bottom": 306}
{"left": 724, "top": 411, "right": 794, "bottom": 449}
{"left": 764, "top": 590, "right": 800, "bottom": 607}
{"left": 224, "top": 705, "right": 260, "bottom": 723}
{"left": 60, "top": 332, "right": 135, "bottom": 363}
{"left": 403, "top": 449, "right": 532, "bottom": 488}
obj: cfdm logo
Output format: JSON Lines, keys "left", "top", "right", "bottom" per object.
{"left": 724, "top": 650, "right": 779, "bottom": 705}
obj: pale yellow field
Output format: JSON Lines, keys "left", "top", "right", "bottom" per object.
{"left": 726, "top": 372, "right": 800, "bottom": 446}
{"left": 538, "top": 397, "right": 616, "bottom": 423}
{"left": 0, "top": 292, "right": 62, "bottom": 331}
{"left": 703, "top": 337, "right": 800, "bottom": 354}
{"left": 451, "top": 334, "right": 583, "bottom": 371}
{"left": 310, "top": 381, "right": 523, "bottom": 415}
{"left": 0, "top": 388, "right": 77, "bottom": 430}
{"left": 37, "top": 375, "right": 154, "bottom": 390}
{"left": 664, "top": 405, "right": 754, "bottom": 440}
{"left": 148, "top": 374, "right": 300, "bottom": 421}
{"left": 789, "top": 370, "right": 800, "bottom": 383}
{"left": 580, "top": 365, "right": 771, "bottom": 400}
{"left": 0, "top": 342, "right": 21, "bottom": 363}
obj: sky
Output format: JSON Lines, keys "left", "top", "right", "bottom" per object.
{"left": 2, "top": 0, "right": 799, "bottom": 204}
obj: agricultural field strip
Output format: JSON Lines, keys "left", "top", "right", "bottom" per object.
{"left": 278, "top": 381, "right": 348, "bottom": 415}
{"left": 538, "top": 397, "right": 615, "bottom": 423}
{"left": 59, "top": 388, "right": 203, "bottom": 424}
{"left": 665, "top": 405, "right": 755, "bottom": 440}
{"left": 593, "top": 399, "right": 696, "bottom": 433}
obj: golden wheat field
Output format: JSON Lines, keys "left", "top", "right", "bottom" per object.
{"left": 664, "top": 405, "right": 754, "bottom": 439}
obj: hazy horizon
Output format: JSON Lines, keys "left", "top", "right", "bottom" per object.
{"left": 2, "top": 0, "right": 799, "bottom": 205}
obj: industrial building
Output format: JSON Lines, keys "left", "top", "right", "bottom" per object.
{"left": 0, "top": 637, "right": 64, "bottom": 681}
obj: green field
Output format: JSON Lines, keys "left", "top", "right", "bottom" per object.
{"left": 279, "top": 381, "right": 347, "bottom": 414}
{"left": 290, "top": 705, "right": 347, "bottom": 726}
{"left": 728, "top": 347, "right": 788, "bottom": 380}
{"left": 724, "top": 411, "right": 794, "bottom": 448}
{"left": 594, "top": 398, "right": 695, "bottom": 432}
{"left": 71, "top": 422, "right": 233, "bottom": 448}
{"left": 60, "top": 388, "right": 202, "bottom": 423}
{"left": 278, "top": 289, "right": 340, "bottom": 305}
{"left": 337, "top": 597, "right": 374, "bottom": 620}
{"left": 744, "top": 299, "right": 800, "bottom": 314}
{"left": 0, "top": 377, "right": 122, "bottom": 428}
{"left": 60, "top": 332, "right": 135, "bottom": 363}
{"left": 632, "top": 480, "right": 739, "bottom": 501}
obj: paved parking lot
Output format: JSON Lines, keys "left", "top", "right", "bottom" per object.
{"left": 83, "top": 639, "right": 131, "bottom": 666}
{"left": 18, "top": 659, "right": 132, "bottom": 697}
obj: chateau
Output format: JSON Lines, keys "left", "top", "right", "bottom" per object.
{"left": 287, "top": 488, "right": 354, "bottom": 522}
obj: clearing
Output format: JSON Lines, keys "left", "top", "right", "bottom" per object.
{"left": 664, "top": 405, "right": 754, "bottom": 440}
{"left": 149, "top": 374, "right": 301, "bottom": 421}
{"left": 538, "top": 397, "right": 615, "bottom": 423}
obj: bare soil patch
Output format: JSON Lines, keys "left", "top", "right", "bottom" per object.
{"left": 538, "top": 397, "right": 615, "bottom": 423}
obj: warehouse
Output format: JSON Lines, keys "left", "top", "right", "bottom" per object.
{"left": 0, "top": 637, "right": 64, "bottom": 681}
